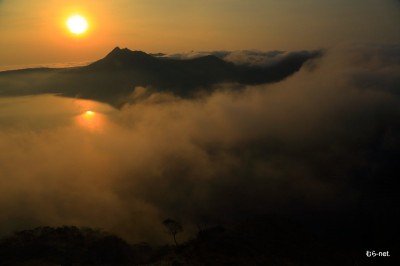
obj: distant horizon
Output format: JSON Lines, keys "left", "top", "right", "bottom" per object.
{"left": 0, "top": 46, "right": 278, "bottom": 71}
{"left": 0, "top": 45, "right": 314, "bottom": 71}
{"left": 0, "top": 60, "right": 93, "bottom": 72}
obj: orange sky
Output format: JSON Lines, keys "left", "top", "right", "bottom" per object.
{"left": 0, "top": 0, "right": 399, "bottom": 68}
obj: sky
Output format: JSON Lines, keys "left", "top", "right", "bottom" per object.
{"left": 0, "top": 0, "right": 399, "bottom": 67}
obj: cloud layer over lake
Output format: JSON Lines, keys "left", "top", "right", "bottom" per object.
{"left": 0, "top": 43, "right": 399, "bottom": 244}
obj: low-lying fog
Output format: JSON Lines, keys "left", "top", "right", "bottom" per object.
{"left": 0, "top": 44, "right": 399, "bottom": 243}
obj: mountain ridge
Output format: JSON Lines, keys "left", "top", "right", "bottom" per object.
{"left": 0, "top": 47, "right": 322, "bottom": 107}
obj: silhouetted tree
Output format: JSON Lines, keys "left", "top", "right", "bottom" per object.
{"left": 162, "top": 219, "right": 183, "bottom": 246}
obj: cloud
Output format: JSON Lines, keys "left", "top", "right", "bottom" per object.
{"left": 0, "top": 43, "right": 399, "bottom": 245}
{"left": 159, "top": 50, "right": 231, "bottom": 60}
{"left": 162, "top": 50, "right": 301, "bottom": 66}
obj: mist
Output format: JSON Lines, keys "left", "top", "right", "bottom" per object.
{"left": 0, "top": 43, "right": 399, "bottom": 244}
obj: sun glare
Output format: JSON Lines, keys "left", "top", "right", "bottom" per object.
{"left": 67, "top": 15, "right": 88, "bottom": 34}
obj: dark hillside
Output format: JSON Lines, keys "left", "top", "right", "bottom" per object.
{"left": 0, "top": 48, "right": 321, "bottom": 107}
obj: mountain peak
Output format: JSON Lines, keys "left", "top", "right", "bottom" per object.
{"left": 89, "top": 47, "right": 156, "bottom": 70}
{"left": 106, "top": 47, "right": 131, "bottom": 58}
{"left": 110, "top": 46, "right": 121, "bottom": 54}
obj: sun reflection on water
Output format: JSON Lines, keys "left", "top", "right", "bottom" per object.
{"left": 76, "top": 110, "right": 105, "bottom": 132}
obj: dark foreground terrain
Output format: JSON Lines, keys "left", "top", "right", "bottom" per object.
{"left": 0, "top": 215, "right": 396, "bottom": 266}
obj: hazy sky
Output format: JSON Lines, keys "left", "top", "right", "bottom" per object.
{"left": 0, "top": 0, "right": 399, "bottom": 67}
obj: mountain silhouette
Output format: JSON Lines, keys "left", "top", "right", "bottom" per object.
{"left": 0, "top": 47, "right": 321, "bottom": 107}
{"left": 89, "top": 47, "right": 159, "bottom": 69}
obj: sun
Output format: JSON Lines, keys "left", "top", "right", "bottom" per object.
{"left": 66, "top": 15, "right": 88, "bottom": 34}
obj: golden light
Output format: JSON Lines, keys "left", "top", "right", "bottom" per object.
{"left": 77, "top": 110, "right": 104, "bottom": 132}
{"left": 66, "top": 15, "right": 88, "bottom": 34}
